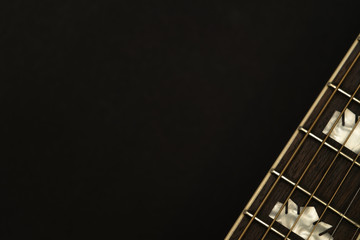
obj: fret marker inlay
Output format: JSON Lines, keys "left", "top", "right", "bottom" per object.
{"left": 323, "top": 108, "right": 360, "bottom": 154}
{"left": 269, "top": 199, "right": 333, "bottom": 240}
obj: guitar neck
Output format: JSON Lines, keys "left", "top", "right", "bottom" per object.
{"left": 226, "top": 34, "right": 360, "bottom": 240}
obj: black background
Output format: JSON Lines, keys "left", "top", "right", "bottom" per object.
{"left": 2, "top": 1, "right": 360, "bottom": 239}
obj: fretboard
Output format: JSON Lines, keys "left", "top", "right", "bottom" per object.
{"left": 226, "top": 34, "right": 360, "bottom": 240}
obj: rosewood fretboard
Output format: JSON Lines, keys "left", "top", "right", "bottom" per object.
{"left": 226, "top": 34, "right": 360, "bottom": 240}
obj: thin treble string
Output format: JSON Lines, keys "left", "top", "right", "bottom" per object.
{"left": 260, "top": 56, "right": 360, "bottom": 240}
{"left": 327, "top": 182, "right": 360, "bottom": 240}
{"left": 261, "top": 58, "right": 360, "bottom": 240}
{"left": 236, "top": 49, "right": 360, "bottom": 240}
{"left": 350, "top": 228, "right": 359, "bottom": 240}
{"left": 304, "top": 118, "right": 360, "bottom": 240}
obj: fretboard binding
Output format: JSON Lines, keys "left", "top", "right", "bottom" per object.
{"left": 328, "top": 82, "right": 360, "bottom": 104}
{"left": 243, "top": 211, "right": 290, "bottom": 240}
{"left": 271, "top": 170, "right": 360, "bottom": 228}
{"left": 299, "top": 127, "right": 360, "bottom": 168}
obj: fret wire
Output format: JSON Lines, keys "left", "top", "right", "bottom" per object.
{"left": 298, "top": 127, "right": 360, "bottom": 168}
{"left": 271, "top": 170, "right": 360, "bottom": 228}
{"left": 281, "top": 91, "right": 360, "bottom": 240}
{"left": 260, "top": 50, "right": 360, "bottom": 240}
{"left": 328, "top": 82, "right": 360, "bottom": 105}
{"left": 236, "top": 46, "right": 360, "bottom": 240}
{"left": 243, "top": 211, "right": 290, "bottom": 240}
{"left": 329, "top": 184, "right": 360, "bottom": 239}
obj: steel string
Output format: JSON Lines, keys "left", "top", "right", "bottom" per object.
{"left": 350, "top": 228, "right": 359, "bottom": 240}
{"left": 326, "top": 180, "right": 360, "bottom": 239}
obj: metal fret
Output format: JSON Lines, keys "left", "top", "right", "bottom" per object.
{"left": 271, "top": 170, "right": 360, "bottom": 228}
{"left": 328, "top": 82, "right": 360, "bottom": 104}
{"left": 298, "top": 127, "right": 360, "bottom": 168}
{"left": 243, "top": 211, "right": 290, "bottom": 240}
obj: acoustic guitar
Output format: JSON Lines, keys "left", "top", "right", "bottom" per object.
{"left": 225, "top": 34, "right": 360, "bottom": 240}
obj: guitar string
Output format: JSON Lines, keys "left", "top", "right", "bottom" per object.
{"left": 236, "top": 48, "right": 360, "bottom": 240}
{"left": 282, "top": 112, "right": 360, "bottom": 240}
{"left": 327, "top": 183, "right": 360, "bottom": 240}
{"left": 350, "top": 227, "right": 359, "bottom": 240}
{"left": 303, "top": 120, "right": 360, "bottom": 240}
{"left": 257, "top": 50, "right": 360, "bottom": 240}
